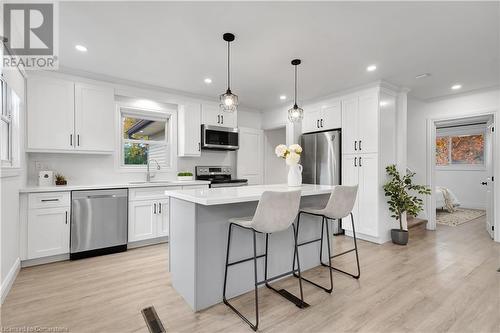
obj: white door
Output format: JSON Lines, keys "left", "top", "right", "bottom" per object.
{"left": 485, "top": 122, "right": 495, "bottom": 238}
{"left": 341, "top": 97, "right": 358, "bottom": 155}
{"left": 237, "top": 127, "right": 264, "bottom": 185}
{"left": 178, "top": 103, "right": 201, "bottom": 156}
{"left": 157, "top": 199, "right": 169, "bottom": 237}
{"left": 128, "top": 200, "right": 157, "bottom": 242}
{"left": 28, "top": 207, "right": 70, "bottom": 259}
{"left": 357, "top": 154, "right": 379, "bottom": 237}
{"left": 357, "top": 93, "right": 379, "bottom": 153}
{"left": 341, "top": 154, "right": 359, "bottom": 232}
{"left": 320, "top": 100, "right": 341, "bottom": 131}
{"left": 74, "top": 83, "right": 115, "bottom": 152}
{"left": 302, "top": 107, "right": 320, "bottom": 134}
{"left": 201, "top": 104, "right": 221, "bottom": 126}
{"left": 220, "top": 111, "right": 237, "bottom": 127}
{"left": 27, "top": 77, "right": 75, "bottom": 151}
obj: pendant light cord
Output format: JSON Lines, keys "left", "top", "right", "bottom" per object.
{"left": 294, "top": 64, "right": 298, "bottom": 107}
{"left": 227, "top": 41, "right": 230, "bottom": 90}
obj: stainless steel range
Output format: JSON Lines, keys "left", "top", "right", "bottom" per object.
{"left": 195, "top": 166, "right": 248, "bottom": 188}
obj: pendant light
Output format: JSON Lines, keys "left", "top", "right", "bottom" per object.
{"left": 288, "top": 59, "right": 304, "bottom": 122}
{"left": 220, "top": 33, "right": 238, "bottom": 113}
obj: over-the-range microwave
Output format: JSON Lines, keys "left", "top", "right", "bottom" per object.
{"left": 201, "top": 125, "right": 239, "bottom": 150}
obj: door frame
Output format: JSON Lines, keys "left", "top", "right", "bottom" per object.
{"left": 262, "top": 125, "right": 287, "bottom": 185}
{"left": 425, "top": 109, "right": 499, "bottom": 242}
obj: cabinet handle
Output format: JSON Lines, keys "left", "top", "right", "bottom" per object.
{"left": 41, "top": 198, "right": 59, "bottom": 202}
{"left": 70, "top": 134, "right": 73, "bottom": 146}
{"left": 217, "top": 115, "right": 220, "bottom": 124}
{"left": 65, "top": 211, "right": 68, "bottom": 224}
{"left": 317, "top": 120, "right": 320, "bottom": 128}
{"left": 221, "top": 115, "right": 224, "bottom": 124}
{"left": 153, "top": 203, "right": 157, "bottom": 214}
{"left": 320, "top": 119, "right": 323, "bottom": 127}
{"left": 354, "top": 157, "right": 357, "bottom": 167}
{"left": 359, "top": 156, "right": 362, "bottom": 167}
{"left": 354, "top": 141, "right": 357, "bottom": 151}
{"left": 158, "top": 203, "right": 162, "bottom": 214}
{"left": 198, "top": 142, "right": 201, "bottom": 151}
{"left": 359, "top": 140, "right": 362, "bottom": 151}
{"left": 77, "top": 134, "right": 80, "bottom": 146}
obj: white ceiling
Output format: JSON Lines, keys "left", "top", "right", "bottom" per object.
{"left": 59, "top": 1, "right": 499, "bottom": 110}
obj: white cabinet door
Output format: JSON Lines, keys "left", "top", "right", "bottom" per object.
{"left": 128, "top": 201, "right": 157, "bottom": 242}
{"left": 358, "top": 93, "right": 379, "bottom": 153}
{"left": 201, "top": 104, "right": 221, "bottom": 126}
{"left": 320, "top": 100, "right": 341, "bottom": 130}
{"left": 237, "top": 127, "right": 264, "bottom": 185}
{"left": 341, "top": 154, "right": 359, "bottom": 232}
{"left": 27, "top": 77, "right": 75, "bottom": 151}
{"left": 157, "top": 199, "right": 169, "bottom": 237}
{"left": 220, "top": 111, "right": 237, "bottom": 127}
{"left": 357, "top": 154, "right": 378, "bottom": 237}
{"left": 341, "top": 97, "right": 358, "bottom": 155}
{"left": 27, "top": 207, "right": 70, "bottom": 259}
{"left": 178, "top": 103, "right": 201, "bottom": 156}
{"left": 302, "top": 107, "right": 321, "bottom": 134}
{"left": 74, "top": 83, "right": 115, "bottom": 152}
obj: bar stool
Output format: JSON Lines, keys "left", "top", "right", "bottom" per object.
{"left": 293, "top": 185, "right": 359, "bottom": 293}
{"left": 223, "top": 190, "right": 308, "bottom": 331}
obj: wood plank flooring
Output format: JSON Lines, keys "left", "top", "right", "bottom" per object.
{"left": 2, "top": 216, "right": 499, "bottom": 333}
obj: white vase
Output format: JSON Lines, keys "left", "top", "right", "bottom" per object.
{"left": 287, "top": 164, "right": 303, "bottom": 187}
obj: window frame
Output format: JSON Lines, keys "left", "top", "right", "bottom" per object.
{"left": 436, "top": 125, "right": 486, "bottom": 171}
{"left": 117, "top": 104, "right": 174, "bottom": 171}
{"left": 1, "top": 78, "right": 16, "bottom": 169}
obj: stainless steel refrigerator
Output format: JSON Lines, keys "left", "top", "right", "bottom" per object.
{"left": 300, "top": 130, "right": 341, "bottom": 186}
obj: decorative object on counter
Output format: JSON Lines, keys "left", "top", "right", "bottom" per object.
{"left": 38, "top": 170, "right": 54, "bottom": 186}
{"left": 177, "top": 172, "right": 194, "bottom": 181}
{"left": 55, "top": 173, "right": 67, "bottom": 186}
{"left": 219, "top": 33, "right": 238, "bottom": 113}
{"left": 288, "top": 59, "right": 304, "bottom": 123}
{"left": 275, "top": 144, "right": 303, "bottom": 187}
{"left": 383, "top": 165, "right": 431, "bottom": 245}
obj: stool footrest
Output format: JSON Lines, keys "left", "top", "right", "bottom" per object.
{"left": 330, "top": 248, "right": 356, "bottom": 258}
{"left": 227, "top": 254, "right": 266, "bottom": 267}
{"left": 257, "top": 269, "right": 299, "bottom": 286}
{"left": 297, "top": 237, "right": 322, "bottom": 247}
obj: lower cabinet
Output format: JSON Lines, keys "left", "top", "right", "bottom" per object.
{"left": 27, "top": 193, "right": 71, "bottom": 259}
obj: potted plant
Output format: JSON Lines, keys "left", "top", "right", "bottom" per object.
{"left": 177, "top": 172, "right": 193, "bottom": 181}
{"left": 383, "top": 165, "right": 431, "bottom": 245}
{"left": 55, "top": 173, "right": 67, "bottom": 186}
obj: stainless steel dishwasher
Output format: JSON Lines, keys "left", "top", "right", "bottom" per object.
{"left": 71, "top": 189, "right": 128, "bottom": 259}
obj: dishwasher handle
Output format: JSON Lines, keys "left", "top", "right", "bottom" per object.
{"left": 86, "top": 194, "right": 117, "bottom": 199}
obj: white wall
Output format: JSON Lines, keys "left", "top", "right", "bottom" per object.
{"left": 407, "top": 88, "right": 500, "bottom": 219}
{"left": 436, "top": 170, "right": 487, "bottom": 209}
{"left": 263, "top": 127, "right": 287, "bottom": 184}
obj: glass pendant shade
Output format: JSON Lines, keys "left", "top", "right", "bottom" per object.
{"left": 220, "top": 89, "right": 238, "bottom": 113}
{"left": 288, "top": 104, "right": 304, "bottom": 122}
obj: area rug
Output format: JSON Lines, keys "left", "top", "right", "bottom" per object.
{"left": 436, "top": 208, "right": 486, "bottom": 226}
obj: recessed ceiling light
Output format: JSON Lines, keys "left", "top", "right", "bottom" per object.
{"left": 366, "top": 64, "right": 377, "bottom": 72}
{"left": 451, "top": 84, "right": 462, "bottom": 90}
{"left": 75, "top": 44, "right": 87, "bottom": 52}
{"left": 379, "top": 101, "right": 389, "bottom": 107}
{"left": 280, "top": 95, "right": 286, "bottom": 100}
{"left": 415, "top": 73, "right": 431, "bottom": 79}
{"left": 204, "top": 78, "right": 212, "bottom": 84}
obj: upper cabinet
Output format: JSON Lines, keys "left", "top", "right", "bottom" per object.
{"left": 341, "top": 92, "right": 379, "bottom": 155}
{"left": 27, "top": 76, "right": 115, "bottom": 153}
{"left": 302, "top": 100, "right": 341, "bottom": 134}
{"left": 201, "top": 104, "right": 237, "bottom": 128}
{"left": 178, "top": 103, "right": 202, "bottom": 157}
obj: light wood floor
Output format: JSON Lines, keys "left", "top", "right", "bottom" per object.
{"left": 2, "top": 217, "right": 499, "bottom": 333}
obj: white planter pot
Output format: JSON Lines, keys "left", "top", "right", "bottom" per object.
{"left": 287, "top": 164, "right": 303, "bottom": 187}
{"left": 177, "top": 176, "right": 194, "bottom": 181}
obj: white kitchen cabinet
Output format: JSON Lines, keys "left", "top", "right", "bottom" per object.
{"left": 27, "top": 76, "right": 115, "bottom": 153}
{"left": 341, "top": 92, "right": 379, "bottom": 155}
{"left": 27, "top": 77, "right": 75, "bottom": 151}
{"left": 157, "top": 199, "right": 169, "bottom": 237}
{"left": 302, "top": 100, "right": 341, "bottom": 134}
{"left": 128, "top": 200, "right": 157, "bottom": 242}
{"left": 201, "top": 104, "right": 237, "bottom": 127}
{"left": 178, "top": 103, "right": 201, "bottom": 157}
{"left": 27, "top": 192, "right": 71, "bottom": 259}
{"left": 74, "top": 83, "right": 115, "bottom": 152}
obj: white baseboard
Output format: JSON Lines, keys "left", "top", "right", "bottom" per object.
{"left": 1, "top": 257, "right": 20, "bottom": 304}
{"left": 344, "top": 230, "right": 389, "bottom": 244}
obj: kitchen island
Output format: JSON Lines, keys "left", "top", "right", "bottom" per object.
{"left": 166, "top": 184, "right": 335, "bottom": 311}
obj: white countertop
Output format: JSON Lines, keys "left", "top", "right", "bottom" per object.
{"left": 20, "top": 180, "right": 210, "bottom": 193}
{"left": 165, "top": 184, "right": 335, "bottom": 205}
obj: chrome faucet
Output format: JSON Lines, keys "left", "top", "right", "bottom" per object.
{"left": 146, "top": 159, "right": 161, "bottom": 182}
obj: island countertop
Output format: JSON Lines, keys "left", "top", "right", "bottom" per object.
{"left": 165, "top": 183, "right": 335, "bottom": 205}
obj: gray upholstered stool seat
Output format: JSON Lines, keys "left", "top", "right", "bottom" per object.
{"left": 293, "top": 185, "right": 360, "bottom": 293}
{"left": 223, "top": 190, "right": 308, "bottom": 331}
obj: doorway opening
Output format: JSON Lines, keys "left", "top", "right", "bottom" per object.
{"left": 426, "top": 113, "right": 497, "bottom": 240}
{"left": 263, "top": 127, "right": 287, "bottom": 184}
